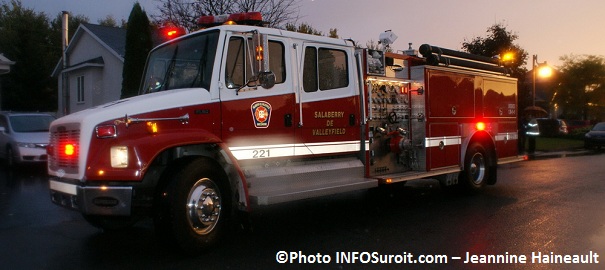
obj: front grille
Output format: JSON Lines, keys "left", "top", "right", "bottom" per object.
{"left": 49, "top": 124, "right": 81, "bottom": 174}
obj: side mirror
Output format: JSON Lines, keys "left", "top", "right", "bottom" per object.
{"left": 258, "top": 71, "right": 276, "bottom": 89}
{"left": 0, "top": 126, "right": 5, "bottom": 133}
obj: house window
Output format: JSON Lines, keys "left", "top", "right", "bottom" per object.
{"left": 77, "top": 76, "right": 85, "bottom": 103}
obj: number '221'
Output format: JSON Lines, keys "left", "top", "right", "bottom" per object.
{"left": 252, "top": 149, "right": 270, "bottom": 158}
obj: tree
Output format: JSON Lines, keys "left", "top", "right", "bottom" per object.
{"left": 0, "top": 0, "right": 57, "bottom": 111}
{"left": 152, "top": 0, "right": 300, "bottom": 31}
{"left": 462, "top": 23, "right": 528, "bottom": 79}
{"left": 50, "top": 12, "right": 90, "bottom": 42}
{"left": 121, "top": 3, "right": 152, "bottom": 99}
{"left": 284, "top": 22, "right": 321, "bottom": 36}
{"left": 552, "top": 55, "right": 605, "bottom": 120}
{"left": 462, "top": 23, "right": 530, "bottom": 118}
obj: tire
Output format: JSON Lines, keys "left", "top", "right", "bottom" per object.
{"left": 155, "top": 158, "right": 230, "bottom": 254}
{"left": 6, "top": 146, "right": 15, "bottom": 168}
{"left": 82, "top": 215, "right": 139, "bottom": 231}
{"left": 459, "top": 143, "right": 489, "bottom": 192}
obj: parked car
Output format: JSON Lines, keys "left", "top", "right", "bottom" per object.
{"left": 536, "top": 118, "right": 568, "bottom": 137}
{"left": 0, "top": 112, "right": 55, "bottom": 166}
{"left": 567, "top": 119, "right": 592, "bottom": 133}
{"left": 584, "top": 122, "right": 605, "bottom": 149}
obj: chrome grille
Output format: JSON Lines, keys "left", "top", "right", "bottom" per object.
{"left": 49, "top": 124, "right": 80, "bottom": 174}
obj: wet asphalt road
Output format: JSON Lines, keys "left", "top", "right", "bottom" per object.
{"left": 1, "top": 152, "right": 605, "bottom": 270}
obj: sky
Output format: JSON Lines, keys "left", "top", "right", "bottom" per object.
{"left": 16, "top": 0, "right": 605, "bottom": 68}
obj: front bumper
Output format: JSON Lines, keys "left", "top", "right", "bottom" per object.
{"left": 49, "top": 178, "right": 133, "bottom": 216}
{"left": 585, "top": 137, "right": 605, "bottom": 147}
{"left": 15, "top": 146, "right": 48, "bottom": 163}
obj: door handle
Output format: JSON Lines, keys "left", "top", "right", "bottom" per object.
{"left": 285, "top": 114, "right": 293, "bottom": 127}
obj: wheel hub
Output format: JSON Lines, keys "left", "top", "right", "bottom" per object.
{"left": 187, "top": 178, "right": 221, "bottom": 235}
{"left": 470, "top": 153, "right": 486, "bottom": 185}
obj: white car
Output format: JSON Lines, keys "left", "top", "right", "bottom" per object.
{"left": 0, "top": 112, "right": 55, "bottom": 167}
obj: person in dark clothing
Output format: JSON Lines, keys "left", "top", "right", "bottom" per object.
{"left": 518, "top": 116, "right": 527, "bottom": 153}
{"left": 524, "top": 114, "right": 539, "bottom": 154}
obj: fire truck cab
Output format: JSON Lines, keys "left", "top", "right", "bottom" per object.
{"left": 48, "top": 13, "right": 519, "bottom": 253}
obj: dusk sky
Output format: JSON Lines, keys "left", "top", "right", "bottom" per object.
{"left": 17, "top": 0, "right": 605, "bottom": 68}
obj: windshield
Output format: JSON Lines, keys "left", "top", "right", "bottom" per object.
{"left": 140, "top": 30, "right": 219, "bottom": 95}
{"left": 593, "top": 122, "right": 605, "bottom": 131}
{"left": 9, "top": 115, "right": 55, "bottom": 132}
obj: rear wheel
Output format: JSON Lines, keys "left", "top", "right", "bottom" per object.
{"left": 155, "top": 158, "right": 230, "bottom": 254}
{"left": 460, "top": 143, "right": 489, "bottom": 192}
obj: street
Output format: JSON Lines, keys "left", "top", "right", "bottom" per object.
{"left": 1, "top": 153, "right": 605, "bottom": 269}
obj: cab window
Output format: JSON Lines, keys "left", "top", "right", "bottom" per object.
{"left": 303, "top": 47, "right": 349, "bottom": 92}
{"left": 225, "top": 37, "right": 285, "bottom": 89}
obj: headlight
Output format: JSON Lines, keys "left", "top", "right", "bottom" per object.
{"left": 585, "top": 133, "right": 591, "bottom": 138}
{"left": 17, "top": 142, "right": 36, "bottom": 148}
{"left": 110, "top": 146, "right": 129, "bottom": 168}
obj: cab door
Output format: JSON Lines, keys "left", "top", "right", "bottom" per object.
{"left": 219, "top": 34, "right": 296, "bottom": 161}
{"left": 295, "top": 43, "right": 361, "bottom": 156}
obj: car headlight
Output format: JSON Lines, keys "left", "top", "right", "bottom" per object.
{"left": 585, "top": 133, "right": 591, "bottom": 138}
{"left": 110, "top": 146, "right": 129, "bottom": 168}
{"left": 17, "top": 142, "right": 36, "bottom": 148}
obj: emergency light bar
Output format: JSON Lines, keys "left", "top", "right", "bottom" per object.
{"left": 158, "top": 23, "right": 186, "bottom": 40}
{"left": 197, "top": 12, "right": 264, "bottom": 27}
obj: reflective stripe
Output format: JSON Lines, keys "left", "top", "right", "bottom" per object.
{"left": 424, "top": 136, "right": 461, "bottom": 148}
{"left": 229, "top": 140, "right": 368, "bottom": 160}
{"left": 495, "top": 132, "right": 518, "bottom": 141}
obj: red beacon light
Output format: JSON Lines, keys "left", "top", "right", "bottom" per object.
{"left": 197, "top": 12, "right": 264, "bottom": 28}
{"left": 159, "top": 23, "right": 186, "bottom": 40}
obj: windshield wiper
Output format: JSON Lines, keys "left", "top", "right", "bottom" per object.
{"left": 161, "top": 45, "right": 179, "bottom": 91}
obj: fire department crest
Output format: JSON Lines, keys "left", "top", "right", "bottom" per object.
{"left": 251, "top": 101, "right": 272, "bottom": 128}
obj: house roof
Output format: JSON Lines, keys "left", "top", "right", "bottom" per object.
{"left": 0, "top": 53, "right": 16, "bottom": 75}
{"left": 81, "top": 23, "right": 127, "bottom": 58}
{"left": 61, "top": 56, "right": 104, "bottom": 73}
{"left": 52, "top": 23, "right": 126, "bottom": 77}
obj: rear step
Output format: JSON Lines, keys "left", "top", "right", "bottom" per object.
{"left": 244, "top": 157, "right": 377, "bottom": 205}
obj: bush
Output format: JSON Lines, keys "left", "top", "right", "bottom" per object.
{"left": 567, "top": 126, "right": 593, "bottom": 140}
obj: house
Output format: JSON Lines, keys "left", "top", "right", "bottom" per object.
{"left": 0, "top": 54, "right": 15, "bottom": 75}
{"left": 0, "top": 54, "right": 16, "bottom": 110}
{"left": 52, "top": 23, "right": 127, "bottom": 116}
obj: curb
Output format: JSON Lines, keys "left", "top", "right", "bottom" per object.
{"left": 526, "top": 149, "right": 600, "bottom": 160}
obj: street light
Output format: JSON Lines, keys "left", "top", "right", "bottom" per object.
{"left": 532, "top": 54, "right": 553, "bottom": 107}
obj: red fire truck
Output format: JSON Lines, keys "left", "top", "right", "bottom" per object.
{"left": 48, "top": 12, "right": 519, "bottom": 252}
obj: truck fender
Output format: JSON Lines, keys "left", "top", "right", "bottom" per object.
{"left": 151, "top": 141, "right": 250, "bottom": 213}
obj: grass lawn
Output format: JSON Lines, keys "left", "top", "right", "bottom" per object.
{"left": 535, "top": 137, "right": 584, "bottom": 151}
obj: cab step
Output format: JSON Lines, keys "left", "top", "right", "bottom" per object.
{"left": 243, "top": 157, "right": 377, "bottom": 205}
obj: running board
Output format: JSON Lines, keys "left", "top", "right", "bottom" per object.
{"left": 373, "top": 166, "right": 461, "bottom": 184}
{"left": 244, "top": 158, "right": 377, "bottom": 205}
{"left": 497, "top": 155, "right": 524, "bottom": 164}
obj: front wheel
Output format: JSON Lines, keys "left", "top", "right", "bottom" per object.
{"left": 156, "top": 158, "right": 230, "bottom": 254}
{"left": 460, "top": 143, "right": 490, "bottom": 192}
{"left": 5, "top": 146, "right": 16, "bottom": 168}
